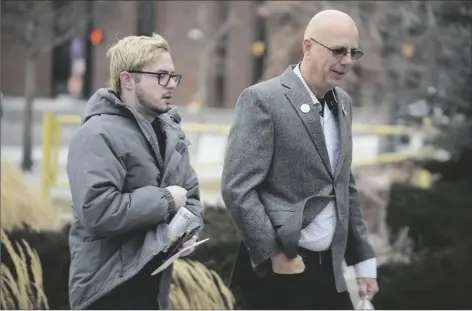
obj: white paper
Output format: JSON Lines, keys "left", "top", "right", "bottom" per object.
{"left": 357, "top": 299, "right": 375, "bottom": 310}
{"left": 151, "top": 238, "right": 210, "bottom": 276}
{"left": 167, "top": 207, "right": 198, "bottom": 244}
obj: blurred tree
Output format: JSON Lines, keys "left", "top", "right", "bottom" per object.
{"left": 374, "top": 3, "right": 472, "bottom": 309}
{"left": 191, "top": 1, "right": 236, "bottom": 110}
{"left": 1, "top": 0, "right": 111, "bottom": 171}
{"left": 422, "top": 0, "right": 472, "bottom": 182}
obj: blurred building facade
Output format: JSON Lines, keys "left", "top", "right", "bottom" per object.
{"left": 1, "top": 0, "right": 266, "bottom": 108}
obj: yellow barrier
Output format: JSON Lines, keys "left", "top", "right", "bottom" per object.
{"left": 44, "top": 114, "right": 418, "bottom": 136}
{"left": 40, "top": 113, "right": 433, "bottom": 200}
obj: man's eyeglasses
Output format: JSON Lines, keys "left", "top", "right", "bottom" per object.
{"left": 310, "top": 37, "right": 364, "bottom": 61}
{"left": 129, "top": 70, "right": 182, "bottom": 87}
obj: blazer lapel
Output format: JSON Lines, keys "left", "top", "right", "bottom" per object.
{"left": 281, "top": 66, "right": 333, "bottom": 178}
{"left": 333, "top": 88, "right": 349, "bottom": 180}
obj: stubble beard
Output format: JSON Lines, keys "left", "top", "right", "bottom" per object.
{"left": 135, "top": 87, "right": 169, "bottom": 119}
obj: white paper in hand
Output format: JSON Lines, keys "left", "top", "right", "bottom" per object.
{"left": 357, "top": 299, "right": 375, "bottom": 310}
{"left": 151, "top": 238, "right": 210, "bottom": 276}
{"left": 168, "top": 207, "right": 198, "bottom": 245}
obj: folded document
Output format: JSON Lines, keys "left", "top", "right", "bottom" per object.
{"left": 151, "top": 238, "right": 209, "bottom": 275}
{"left": 151, "top": 207, "right": 209, "bottom": 275}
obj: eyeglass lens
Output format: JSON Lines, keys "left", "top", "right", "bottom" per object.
{"left": 158, "top": 73, "right": 181, "bottom": 87}
{"left": 331, "top": 48, "right": 363, "bottom": 60}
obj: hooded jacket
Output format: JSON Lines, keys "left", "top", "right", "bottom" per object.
{"left": 66, "top": 88, "right": 203, "bottom": 309}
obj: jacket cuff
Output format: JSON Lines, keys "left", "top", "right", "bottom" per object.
{"left": 250, "top": 238, "right": 283, "bottom": 267}
{"left": 163, "top": 189, "right": 177, "bottom": 215}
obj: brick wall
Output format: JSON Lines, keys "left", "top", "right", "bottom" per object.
{"left": 1, "top": 0, "right": 259, "bottom": 109}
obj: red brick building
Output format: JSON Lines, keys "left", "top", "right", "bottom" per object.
{"left": 1, "top": 0, "right": 266, "bottom": 108}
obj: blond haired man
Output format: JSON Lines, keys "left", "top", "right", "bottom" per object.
{"left": 66, "top": 33, "right": 203, "bottom": 309}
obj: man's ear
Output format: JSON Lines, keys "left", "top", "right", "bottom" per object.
{"left": 119, "top": 71, "right": 134, "bottom": 91}
{"left": 302, "top": 38, "right": 312, "bottom": 58}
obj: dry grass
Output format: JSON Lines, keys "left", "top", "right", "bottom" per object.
{"left": 0, "top": 227, "right": 49, "bottom": 310}
{"left": 1, "top": 159, "right": 61, "bottom": 231}
{"left": 170, "top": 259, "right": 235, "bottom": 309}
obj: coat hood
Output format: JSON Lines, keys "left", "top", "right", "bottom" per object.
{"left": 82, "top": 88, "right": 126, "bottom": 125}
{"left": 82, "top": 88, "right": 182, "bottom": 125}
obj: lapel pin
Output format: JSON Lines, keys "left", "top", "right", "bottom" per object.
{"left": 301, "top": 104, "right": 310, "bottom": 113}
{"left": 341, "top": 102, "right": 347, "bottom": 116}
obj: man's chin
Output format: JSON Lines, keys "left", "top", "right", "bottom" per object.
{"left": 154, "top": 104, "right": 171, "bottom": 114}
{"left": 326, "top": 78, "right": 343, "bottom": 88}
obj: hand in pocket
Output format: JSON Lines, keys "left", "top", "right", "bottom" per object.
{"left": 270, "top": 252, "right": 305, "bottom": 275}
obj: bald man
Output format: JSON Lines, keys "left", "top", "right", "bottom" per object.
{"left": 222, "top": 10, "right": 378, "bottom": 310}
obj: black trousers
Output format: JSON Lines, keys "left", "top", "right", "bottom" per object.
{"left": 86, "top": 256, "right": 163, "bottom": 310}
{"left": 240, "top": 248, "right": 354, "bottom": 310}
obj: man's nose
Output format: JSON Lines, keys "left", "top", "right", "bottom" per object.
{"left": 167, "top": 78, "right": 178, "bottom": 89}
{"left": 340, "top": 53, "right": 354, "bottom": 65}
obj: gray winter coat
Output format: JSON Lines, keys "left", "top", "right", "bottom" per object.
{"left": 66, "top": 88, "right": 203, "bottom": 309}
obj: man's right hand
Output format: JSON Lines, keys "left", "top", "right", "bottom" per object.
{"left": 270, "top": 252, "right": 305, "bottom": 275}
{"left": 165, "top": 185, "right": 187, "bottom": 208}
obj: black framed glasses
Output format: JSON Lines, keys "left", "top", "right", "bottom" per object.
{"left": 310, "top": 37, "right": 364, "bottom": 61}
{"left": 129, "top": 70, "right": 182, "bottom": 87}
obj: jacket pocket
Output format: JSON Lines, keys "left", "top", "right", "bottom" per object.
{"left": 73, "top": 239, "right": 102, "bottom": 276}
{"left": 120, "top": 235, "right": 145, "bottom": 268}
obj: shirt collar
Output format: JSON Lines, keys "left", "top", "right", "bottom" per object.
{"left": 293, "top": 63, "right": 338, "bottom": 110}
{"left": 293, "top": 63, "right": 338, "bottom": 104}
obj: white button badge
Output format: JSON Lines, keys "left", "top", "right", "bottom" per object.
{"left": 300, "top": 104, "right": 310, "bottom": 113}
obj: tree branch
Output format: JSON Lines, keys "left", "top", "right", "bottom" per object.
{"left": 206, "top": 10, "right": 236, "bottom": 52}
{"left": 2, "top": 1, "right": 27, "bottom": 17}
{"left": 1, "top": 19, "right": 26, "bottom": 42}
{"left": 41, "top": 17, "right": 89, "bottom": 53}
{"left": 40, "top": 2, "right": 113, "bottom": 53}
{"left": 3, "top": 1, "right": 114, "bottom": 54}
{"left": 1, "top": 25, "right": 29, "bottom": 50}
{"left": 24, "top": 1, "right": 51, "bottom": 21}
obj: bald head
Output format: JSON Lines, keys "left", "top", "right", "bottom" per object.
{"left": 299, "top": 10, "right": 361, "bottom": 96}
{"left": 304, "top": 10, "right": 358, "bottom": 42}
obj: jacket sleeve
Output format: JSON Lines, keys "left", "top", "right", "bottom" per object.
{"left": 182, "top": 159, "right": 204, "bottom": 234}
{"left": 344, "top": 170, "right": 376, "bottom": 266}
{"left": 221, "top": 87, "right": 281, "bottom": 267}
{"left": 67, "top": 128, "right": 174, "bottom": 237}
{"left": 344, "top": 95, "right": 376, "bottom": 265}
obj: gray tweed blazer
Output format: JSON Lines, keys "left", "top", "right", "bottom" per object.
{"left": 221, "top": 65, "right": 376, "bottom": 293}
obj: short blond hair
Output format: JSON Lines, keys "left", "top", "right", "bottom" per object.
{"left": 106, "top": 33, "right": 171, "bottom": 93}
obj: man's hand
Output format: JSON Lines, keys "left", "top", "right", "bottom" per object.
{"left": 165, "top": 186, "right": 187, "bottom": 208}
{"left": 270, "top": 252, "right": 305, "bottom": 275}
{"left": 179, "top": 235, "right": 197, "bottom": 257}
{"left": 357, "top": 278, "right": 379, "bottom": 301}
